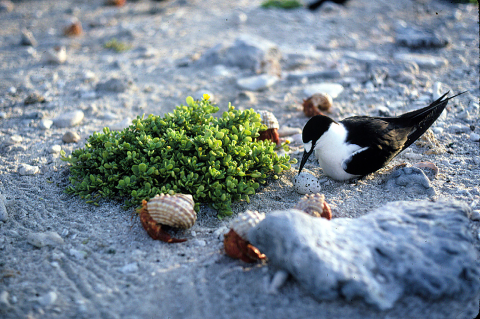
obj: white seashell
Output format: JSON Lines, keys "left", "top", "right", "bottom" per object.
{"left": 257, "top": 110, "right": 279, "bottom": 130}
{"left": 146, "top": 194, "right": 196, "bottom": 229}
{"left": 230, "top": 210, "right": 265, "bottom": 239}
{"left": 293, "top": 171, "right": 322, "bottom": 194}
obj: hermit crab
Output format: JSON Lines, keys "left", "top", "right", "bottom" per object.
{"left": 303, "top": 93, "right": 333, "bottom": 117}
{"left": 137, "top": 193, "right": 197, "bottom": 243}
{"left": 294, "top": 193, "right": 332, "bottom": 220}
{"left": 224, "top": 210, "right": 267, "bottom": 263}
{"left": 257, "top": 110, "right": 280, "bottom": 146}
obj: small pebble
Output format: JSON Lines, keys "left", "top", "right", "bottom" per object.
{"left": 5, "top": 135, "right": 23, "bottom": 145}
{"left": 395, "top": 25, "right": 448, "bottom": 49}
{"left": 236, "top": 91, "right": 257, "bottom": 104}
{"left": 43, "top": 46, "right": 67, "bottom": 64}
{"left": 53, "top": 110, "right": 84, "bottom": 128}
{"left": 38, "top": 291, "right": 57, "bottom": 307}
{"left": 344, "top": 51, "right": 380, "bottom": 62}
{"left": 80, "top": 90, "right": 97, "bottom": 99}
{"left": 192, "top": 239, "right": 206, "bottom": 247}
{"left": 293, "top": 171, "right": 322, "bottom": 195}
{"left": 213, "top": 226, "right": 229, "bottom": 240}
{"left": 449, "top": 124, "right": 471, "bottom": 134}
{"left": 0, "top": 291, "right": 10, "bottom": 308}
{"left": 39, "top": 119, "right": 53, "bottom": 130}
{"left": 18, "top": 164, "right": 40, "bottom": 175}
{"left": 0, "top": 192, "right": 7, "bottom": 222}
{"left": 377, "top": 105, "right": 390, "bottom": 116}
{"left": 0, "top": 112, "right": 6, "bottom": 119}
{"left": 62, "top": 131, "right": 80, "bottom": 143}
{"left": 96, "top": 78, "right": 131, "bottom": 93}
{"left": 69, "top": 248, "right": 87, "bottom": 260}
{"left": 109, "top": 117, "right": 132, "bottom": 131}
{"left": 0, "top": 0, "right": 14, "bottom": 12}
{"left": 394, "top": 53, "right": 448, "bottom": 70}
{"left": 27, "top": 231, "right": 64, "bottom": 248}
{"left": 21, "top": 28, "right": 37, "bottom": 46}
{"left": 24, "top": 92, "right": 45, "bottom": 105}
{"left": 98, "top": 112, "right": 118, "bottom": 120}
{"left": 139, "top": 46, "right": 159, "bottom": 58}
{"left": 119, "top": 262, "right": 138, "bottom": 274}
{"left": 470, "top": 133, "right": 480, "bottom": 142}
{"left": 236, "top": 74, "right": 278, "bottom": 91}
{"left": 82, "top": 70, "right": 96, "bottom": 82}
{"left": 48, "top": 145, "right": 62, "bottom": 154}
{"left": 286, "top": 69, "right": 342, "bottom": 81}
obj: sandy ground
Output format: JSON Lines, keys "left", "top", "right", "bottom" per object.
{"left": 0, "top": 0, "right": 479, "bottom": 318}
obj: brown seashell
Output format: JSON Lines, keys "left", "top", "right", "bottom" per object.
{"left": 105, "top": 0, "right": 126, "bottom": 6}
{"left": 303, "top": 93, "right": 333, "bottom": 117}
{"left": 146, "top": 194, "right": 196, "bottom": 229}
{"left": 294, "top": 193, "right": 332, "bottom": 220}
{"left": 64, "top": 21, "right": 83, "bottom": 37}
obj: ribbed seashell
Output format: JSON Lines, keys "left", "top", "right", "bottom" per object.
{"left": 258, "top": 110, "right": 279, "bottom": 130}
{"left": 146, "top": 194, "right": 196, "bottom": 229}
{"left": 294, "top": 193, "right": 332, "bottom": 220}
{"left": 230, "top": 210, "right": 265, "bottom": 239}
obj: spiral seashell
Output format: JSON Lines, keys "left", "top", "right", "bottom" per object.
{"left": 230, "top": 210, "right": 265, "bottom": 239}
{"left": 258, "top": 110, "right": 279, "bottom": 130}
{"left": 294, "top": 193, "right": 332, "bottom": 220}
{"left": 146, "top": 193, "right": 196, "bottom": 229}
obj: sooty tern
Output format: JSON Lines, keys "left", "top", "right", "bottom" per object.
{"left": 298, "top": 91, "right": 466, "bottom": 181}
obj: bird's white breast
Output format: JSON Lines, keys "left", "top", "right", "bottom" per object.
{"left": 314, "top": 123, "right": 364, "bottom": 181}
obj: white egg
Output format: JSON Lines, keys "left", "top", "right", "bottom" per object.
{"left": 293, "top": 171, "right": 322, "bottom": 194}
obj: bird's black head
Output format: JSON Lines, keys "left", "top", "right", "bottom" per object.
{"left": 298, "top": 115, "right": 335, "bottom": 174}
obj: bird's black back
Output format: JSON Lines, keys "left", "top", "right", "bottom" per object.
{"left": 341, "top": 91, "right": 466, "bottom": 176}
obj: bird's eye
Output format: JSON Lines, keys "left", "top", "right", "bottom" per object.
{"left": 304, "top": 141, "right": 312, "bottom": 153}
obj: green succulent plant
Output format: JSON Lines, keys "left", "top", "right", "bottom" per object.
{"left": 261, "top": 0, "right": 303, "bottom": 9}
{"left": 104, "top": 38, "right": 131, "bottom": 52}
{"left": 61, "top": 96, "right": 295, "bottom": 217}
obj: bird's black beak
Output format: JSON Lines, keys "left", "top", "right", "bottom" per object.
{"left": 298, "top": 149, "right": 313, "bottom": 175}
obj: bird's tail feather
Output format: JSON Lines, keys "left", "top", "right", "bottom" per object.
{"left": 400, "top": 91, "right": 467, "bottom": 151}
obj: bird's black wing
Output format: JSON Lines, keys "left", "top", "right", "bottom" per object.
{"left": 341, "top": 117, "right": 410, "bottom": 176}
{"left": 341, "top": 91, "right": 466, "bottom": 176}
